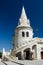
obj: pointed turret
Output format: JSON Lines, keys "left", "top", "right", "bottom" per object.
{"left": 18, "top": 6, "right": 30, "bottom": 27}
{"left": 14, "top": 6, "right": 33, "bottom": 51}
{"left": 20, "top": 6, "right": 27, "bottom": 20}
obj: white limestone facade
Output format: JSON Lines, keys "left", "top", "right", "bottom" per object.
{"left": 11, "top": 6, "right": 43, "bottom": 60}
{"left": 14, "top": 6, "right": 33, "bottom": 48}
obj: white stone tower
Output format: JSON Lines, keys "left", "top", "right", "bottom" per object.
{"left": 14, "top": 6, "right": 33, "bottom": 49}
{"left": 12, "top": 6, "right": 34, "bottom": 60}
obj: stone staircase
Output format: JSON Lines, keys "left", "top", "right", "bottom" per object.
{"left": 1, "top": 60, "right": 43, "bottom": 65}
{"left": 4, "top": 55, "right": 18, "bottom": 61}
{"left": 1, "top": 55, "right": 43, "bottom": 65}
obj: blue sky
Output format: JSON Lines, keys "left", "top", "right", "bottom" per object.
{"left": 0, "top": 0, "right": 43, "bottom": 52}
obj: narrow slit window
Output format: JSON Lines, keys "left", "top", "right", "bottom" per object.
{"left": 26, "top": 32, "right": 29, "bottom": 37}
{"left": 22, "top": 32, "right": 25, "bottom": 37}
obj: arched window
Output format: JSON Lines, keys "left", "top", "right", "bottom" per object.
{"left": 26, "top": 32, "right": 29, "bottom": 37}
{"left": 22, "top": 32, "right": 25, "bottom": 37}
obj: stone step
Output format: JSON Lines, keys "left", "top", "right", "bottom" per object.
{"left": 1, "top": 60, "right": 43, "bottom": 65}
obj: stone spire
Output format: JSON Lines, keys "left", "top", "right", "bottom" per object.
{"left": 20, "top": 6, "right": 27, "bottom": 20}
{"left": 18, "top": 6, "right": 30, "bottom": 27}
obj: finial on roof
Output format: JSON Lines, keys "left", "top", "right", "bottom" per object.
{"left": 22, "top": 6, "right": 25, "bottom": 13}
{"left": 18, "top": 6, "right": 31, "bottom": 27}
{"left": 20, "top": 6, "right": 27, "bottom": 20}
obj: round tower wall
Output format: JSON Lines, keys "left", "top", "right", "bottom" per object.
{"left": 15, "top": 28, "right": 33, "bottom": 48}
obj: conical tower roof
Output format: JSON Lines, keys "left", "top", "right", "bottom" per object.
{"left": 17, "top": 6, "right": 31, "bottom": 28}
{"left": 20, "top": 6, "right": 27, "bottom": 20}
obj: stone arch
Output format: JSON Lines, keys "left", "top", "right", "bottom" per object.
{"left": 22, "top": 31, "right": 25, "bottom": 37}
{"left": 32, "top": 45, "right": 36, "bottom": 49}
{"left": 26, "top": 32, "right": 29, "bottom": 37}
{"left": 41, "top": 51, "right": 43, "bottom": 59}
{"left": 16, "top": 52, "right": 22, "bottom": 60}
{"left": 23, "top": 48, "right": 32, "bottom": 60}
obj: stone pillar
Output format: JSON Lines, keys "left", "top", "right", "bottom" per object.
{"left": 36, "top": 44, "right": 41, "bottom": 60}
{"left": 21, "top": 51, "right": 24, "bottom": 60}
{"left": 32, "top": 50, "right": 35, "bottom": 59}
{"left": 30, "top": 48, "right": 33, "bottom": 60}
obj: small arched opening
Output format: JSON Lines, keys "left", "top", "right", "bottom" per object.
{"left": 24, "top": 48, "right": 31, "bottom": 60}
{"left": 22, "top": 31, "right": 25, "bottom": 37}
{"left": 41, "top": 51, "right": 43, "bottom": 59}
{"left": 16, "top": 52, "right": 22, "bottom": 60}
{"left": 26, "top": 32, "right": 29, "bottom": 37}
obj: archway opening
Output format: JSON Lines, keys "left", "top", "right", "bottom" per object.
{"left": 16, "top": 52, "right": 21, "bottom": 60}
{"left": 41, "top": 52, "right": 43, "bottom": 59}
{"left": 24, "top": 48, "right": 31, "bottom": 60}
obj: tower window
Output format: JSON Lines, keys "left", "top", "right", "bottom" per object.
{"left": 26, "top": 32, "right": 29, "bottom": 37}
{"left": 22, "top": 32, "right": 25, "bottom": 37}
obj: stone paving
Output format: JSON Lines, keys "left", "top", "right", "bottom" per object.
{"left": 0, "top": 60, "right": 43, "bottom": 65}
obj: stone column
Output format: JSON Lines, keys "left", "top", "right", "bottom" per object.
{"left": 36, "top": 44, "right": 41, "bottom": 60}
{"left": 21, "top": 51, "right": 24, "bottom": 60}
{"left": 30, "top": 48, "right": 33, "bottom": 60}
